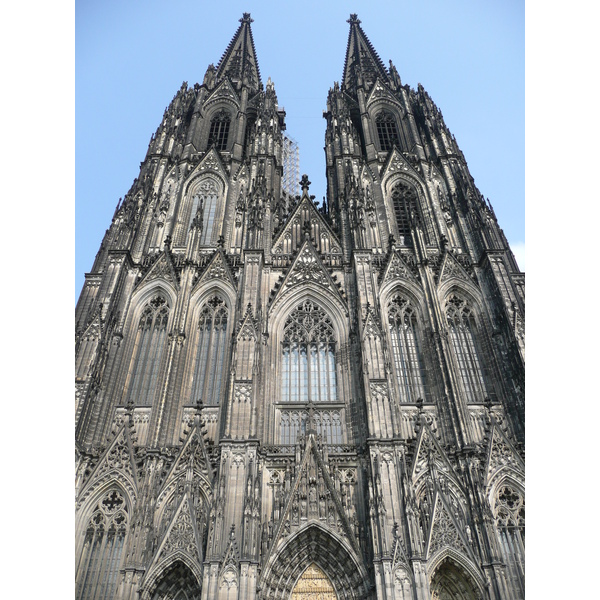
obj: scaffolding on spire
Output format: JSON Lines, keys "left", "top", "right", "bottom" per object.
{"left": 282, "top": 135, "right": 300, "bottom": 198}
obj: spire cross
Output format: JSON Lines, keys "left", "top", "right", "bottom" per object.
{"left": 348, "top": 13, "right": 361, "bottom": 25}
{"left": 240, "top": 12, "right": 253, "bottom": 24}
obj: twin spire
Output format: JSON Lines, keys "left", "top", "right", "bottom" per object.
{"left": 342, "top": 13, "right": 390, "bottom": 91}
{"left": 215, "top": 12, "right": 262, "bottom": 91}
{"left": 214, "top": 13, "right": 391, "bottom": 94}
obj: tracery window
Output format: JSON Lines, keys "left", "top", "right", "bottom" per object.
{"left": 190, "top": 296, "right": 229, "bottom": 406}
{"left": 375, "top": 110, "right": 400, "bottom": 152}
{"left": 391, "top": 182, "right": 418, "bottom": 245}
{"left": 188, "top": 179, "right": 219, "bottom": 246}
{"left": 494, "top": 484, "right": 525, "bottom": 598}
{"left": 281, "top": 300, "right": 337, "bottom": 403}
{"left": 445, "top": 294, "right": 488, "bottom": 403}
{"left": 126, "top": 294, "right": 170, "bottom": 405}
{"left": 388, "top": 295, "right": 426, "bottom": 402}
{"left": 76, "top": 490, "right": 129, "bottom": 600}
{"left": 208, "top": 109, "right": 231, "bottom": 152}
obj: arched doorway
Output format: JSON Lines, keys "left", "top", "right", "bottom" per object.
{"left": 430, "top": 559, "right": 481, "bottom": 600}
{"left": 259, "top": 524, "right": 369, "bottom": 600}
{"left": 291, "top": 564, "right": 337, "bottom": 600}
{"left": 149, "top": 560, "right": 201, "bottom": 600}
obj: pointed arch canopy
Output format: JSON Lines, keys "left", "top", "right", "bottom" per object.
{"left": 141, "top": 558, "right": 202, "bottom": 600}
{"left": 428, "top": 552, "right": 485, "bottom": 600}
{"left": 259, "top": 523, "right": 370, "bottom": 600}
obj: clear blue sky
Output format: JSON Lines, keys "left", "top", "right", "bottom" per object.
{"left": 76, "top": 0, "right": 524, "bottom": 297}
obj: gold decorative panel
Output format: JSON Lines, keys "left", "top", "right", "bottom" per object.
{"left": 291, "top": 564, "right": 336, "bottom": 600}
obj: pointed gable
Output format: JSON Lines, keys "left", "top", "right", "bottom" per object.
{"left": 366, "top": 77, "right": 403, "bottom": 110}
{"left": 379, "top": 250, "right": 419, "bottom": 287}
{"left": 381, "top": 147, "right": 421, "bottom": 182}
{"left": 188, "top": 147, "right": 229, "bottom": 182}
{"left": 266, "top": 434, "right": 360, "bottom": 560}
{"left": 437, "top": 251, "right": 472, "bottom": 285}
{"left": 410, "top": 424, "right": 461, "bottom": 488}
{"left": 204, "top": 77, "right": 240, "bottom": 109}
{"left": 153, "top": 493, "right": 204, "bottom": 566}
{"left": 157, "top": 420, "right": 214, "bottom": 510}
{"left": 216, "top": 13, "right": 262, "bottom": 92}
{"left": 76, "top": 424, "right": 139, "bottom": 509}
{"left": 484, "top": 424, "right": 525, "bottom": 487}
{"left": 137, "top": 250, "right": 180, "bottom": 291}
{"left": 191, "top": 249, "right": 237, "bottom": 293}
{"left": 426, "top": 492, "right": 472, "bottom": 560}
{"left": 271, "top": 194, "right": 342, "bottom": 258}
{"left": 270, "top": 240, "right": 346, "bottom": 312}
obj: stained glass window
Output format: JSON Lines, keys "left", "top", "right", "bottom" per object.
{"left": 445, "top": 294, "right": 488, "bottom": 403}
{"left": 388, "top": 295, "right": 426, "bottom": 402}
{"left": 281, "top": 300, "right": 337, "bottom": 403}
{"left": 495, "top": 485, "right": 525, "bottom": 598}
{"left": 127, "top": 295, "right": 169, "bottom": 405}
{"left": 191, "top": 297, "right": 229, "bottom": 406}
{"left": 77, "top": 490, "right": 128, "bottom": 600}
{"left": 189, "top": 179, "right": 219, "bottom": 246}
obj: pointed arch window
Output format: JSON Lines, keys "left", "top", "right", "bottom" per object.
{"left": 388, "top": 295, "right": 426, "bottom": 403}
{"left": 281, "top": 300, "right": 337, "bottom": 403}
{"left": 190, "top": 296, "right": 229, "bottom": 406}
{"left": 391, "top": 182, "right": 419, "bottom": 246}
{"left": 375, "top": 110, "right": 400, "bottom": 152}
{"left": 494, "top": 484, "right": 525, "bottom": 597}
{"left": 445, "top": 294, "right": 488, "bottom": 403}
{"left": 76, "top": 490, "right": 129, "bottom": 600}
{"left": 188, "top": 179, "right": 219, "bottom": 246}
{"left": 208, "top": 109, "right": 231, "bottom": 152}
{"left": 126, "top": 294, "right": 169, "bottom": 406}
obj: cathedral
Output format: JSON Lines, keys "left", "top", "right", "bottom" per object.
{"left": 75, "top": 13, "right": 525, "bottom": 600}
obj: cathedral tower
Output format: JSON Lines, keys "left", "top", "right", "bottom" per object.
{"left": 76, "top": 14, "right": 524, "bottom": 600}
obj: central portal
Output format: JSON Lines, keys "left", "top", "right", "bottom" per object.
{"left": 291, "top": 564, "right": 336, "bottom": 600}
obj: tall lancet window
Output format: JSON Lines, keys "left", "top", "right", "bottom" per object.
{"left": 126, "top": 294, "right": 169, "bottom": 406}
{"left": 445, "top": 294, "right": 488, "bottom": 403}
{"left": 375, "top": 110, "right": 400, "bottom": 152}
{"left": 190, "top": 296, "right": 229, "bottom": 406}
{"left": 388, "top": 295, "right": 426, "bottom": 402}
{"left": 494, "top": 484, "right": 525, "bottom": 597}
{"left": 76, "top": 490, "right": 129, "bottom": 600}
{"left": 188, "top": 179, "right": 219, "bottom": 246}
{"left": 281, "top": 300, "right": 337, "bottom": 403}
{"left": 391, "top": 182, "right": 418, "bottom": 245}
{"left": 208, "top": 109, "right": 231, "bottom": 152}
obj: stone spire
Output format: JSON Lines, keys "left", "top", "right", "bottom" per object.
{"left": 215, "top": 12, "right": 262, "bottom": 91}
{"left": 342, "top": 14, "right": 390, "bottom": 94}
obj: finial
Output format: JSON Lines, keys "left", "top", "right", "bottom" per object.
{"left": 240, "top": 12, "right": 253, "bottom": 24}
{"left": 300, "top": 174, "right": 311, "bottom": 193}
{"left": 348, "top": 13, "right": 361, "bottom": 25}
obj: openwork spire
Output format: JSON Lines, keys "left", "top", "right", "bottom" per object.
{"left": 342, "top": 14, "right": 389, "bottom": 93}
{"left": 216, "top": 12, "right": 262, "bottom": 91}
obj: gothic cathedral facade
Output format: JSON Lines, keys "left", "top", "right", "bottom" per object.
{"left": 75, "top": 14, "right": 525, "bottom": 600}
